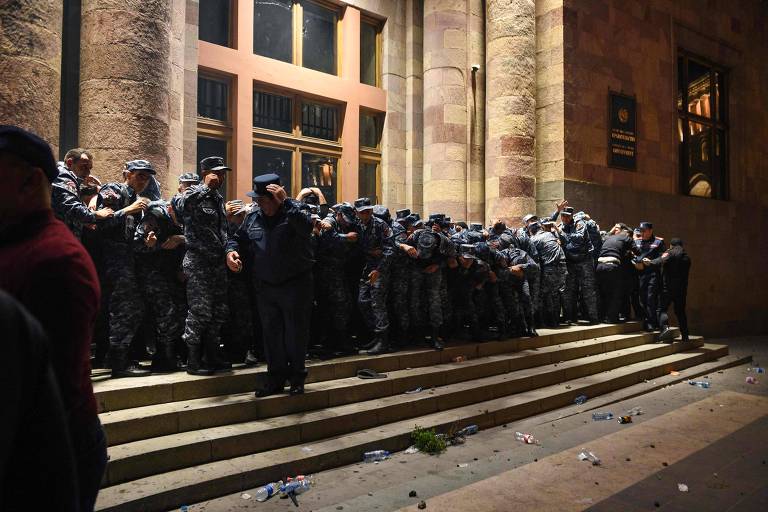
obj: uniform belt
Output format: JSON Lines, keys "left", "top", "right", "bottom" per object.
{"left": 597, "top": 256, "right": 621, "bottom": 265}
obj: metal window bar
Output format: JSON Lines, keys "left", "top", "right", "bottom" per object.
{"left": 198, "top": 77, "right": 228, "bottom": 122}
{"left": 253, "top": 91, "right": 292, "bottom": 132}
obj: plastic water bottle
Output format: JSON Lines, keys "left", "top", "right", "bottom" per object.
{"left": 280, "top": 478, "right": 313, "bottom": 499}
{"left": 592, "top": 411, "right": 614, "bottom": 421}
{"left": 457, "top": 425, "right": 479, "bottom": 436}
{"left": 626, "top": 406, "right": 644, "bottom": 416}
{"left": 254, "top": 480, "right": 283, "bottom": 502}
{"left": 514, "top": 431, "right": 540, "bottom": 445}
{"left": 756, "top": 368, "right": 765, "bottom": 374}
{"left": 688, "top": 380, "right": 711, "bottom": 389}
{"left": 574, "top": 394, "right": 588, "bottom": 405}
{"left": 578, "top": 450, "right": 601, "bottom": 466}
{"left": 363, "top": 450, "right": 390, "bottom": 462}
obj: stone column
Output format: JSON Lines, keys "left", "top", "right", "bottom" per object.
{"left": 79, "top": 0, "right": 172, "bottom": 187}
{"left": 485, "top": 0, "right": 536, "bottom": 224}
{"left": 423, "top": 0, "right": 468, "bottom": 220}
{"left": 0, "top": 1, "right": 63, "bottom": 154}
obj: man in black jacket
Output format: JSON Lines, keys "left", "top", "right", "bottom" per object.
{"left": 226, "top": 174, "right": 315, "bottom": 396}
{"left": 596, "top": 223, "right": 635, "bottom": 323}
{"left": 650, "top": 238, "right": 691, "bottom": 342}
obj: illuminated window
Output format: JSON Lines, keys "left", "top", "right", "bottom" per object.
{"left": 677, "top": 53, "right": 728, "bottom": 199}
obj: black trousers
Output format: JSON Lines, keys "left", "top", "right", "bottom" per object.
{"left": 638, "top": 271, "right": 660, "bottom": 329}
{"left": 255, "top": 272, "right": 313, "bottom": 387}
{"left": 596, "top": 262, "right": 624, "bottom": 323}
{"left": 659, "top": 287, "right": 689, "bottom": 338}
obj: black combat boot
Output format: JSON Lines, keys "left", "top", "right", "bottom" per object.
{"left": 289, "top": 369, "right": 308, "bottom": 395}
{"left": 151, "top": 343, "right": 179, "bottom": 373}
{"left": 658, "top": 326, "right": 676, "bottom": 343}
{"left": 431, "top": 328, "right": 445, "bottom": 351}
{"left": 186, "top": 345, "right": 214, "bottom": 376}
{"left": 256, "top": 374, "right": 286, "bottom": 397}
{"left": 244, "top": 350, "right": 259, "bottom": 367}
{"left": 110, "top": 348, "right": 151, "bottom": 378}
{"left": 360, "top": 333, "right": 391, "bottom": 356}
{"left": 205, "top": 339, "right": 232, "bottom": 372}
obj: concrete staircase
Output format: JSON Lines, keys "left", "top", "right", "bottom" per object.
{"left": 93, "top": 323, "right": 732, "bottom": 512}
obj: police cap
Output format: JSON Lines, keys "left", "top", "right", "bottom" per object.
{"left": 561, "top": 206, "right": 574, "bottom": 216}
{"left": 354, "top": 197, "right": 374, "bottom": 211}
{"left": 246, "top": 173, "right": 281, "bottom": 198}
{"left": 126, "top": 159, "right": 157, "bottom": 175}
{"left": 639, "top": 221, "right": 653, "bottom": 230}
{"left": 396, "top": 208, "right": 411, "bottom": 220}
{"left": 178, "top": 172, "right": 200, "bottom": 184}
{"left": 200, "top": 156, "right": 231, "bottom": 173}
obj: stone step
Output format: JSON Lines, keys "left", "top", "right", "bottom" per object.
{"left": 95, "top": 343, "right": 727, "bottom": 512}
{"left": 101, "top": 329, "right": 665, "bottom": 446}
{"left": 103, "top": 335, "right": 688, "bottom": 486}
{"left": 93, "top": 322, "right": 641, "bottom": 412}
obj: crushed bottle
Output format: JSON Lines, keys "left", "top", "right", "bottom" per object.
{"left": 617, "top": 415, "right": 632, "bottom": 424}
{"left": 280, "top": 476, "right": 314, "bottom": 506}
{"left": 626, "top": 406, "right": 644, "bottom": 416}
{"left": 255, "top": 480, "right": 283, "bottom": 502}
{"left": 688, "top": 380, "right": 711, "bottom": 389}
{"left": 574, "top": 394, "right": 588, "bottom": 405}
{"left": 363, "top": 450, "right": 390, "bottom": 463}
{"left": 592, "top": 411, "right": 614, "bottom": 421}
{"left": 514, "top": 431, "right": 540, "bottom": 445}
{"left": 578, "top": 450, "right": 601, "bottom": 466}
{"left": 456, "top": 425, "right": 479, "bottom": 437}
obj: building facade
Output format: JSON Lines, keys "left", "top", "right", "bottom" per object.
{"left": 1, "top": 0, "right": 767, "bottom": 336}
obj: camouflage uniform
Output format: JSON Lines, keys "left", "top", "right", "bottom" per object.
{"left": 51, "top": 162, "right": 96, "bottom": 240}
{"left": 95, "top": 182, "right": 144, "bottom": 361}
{"left": 560, "top": 218, "right": 599, "bottom": 323}
{"left": 389, "top": 221, "right": 413, "bottom": 340}
{"left": 408, "top": 229, "right": 450, "bottom": 332}
{"left": 452, "top": 251, "right": 491, "bottom": 339}
{"left": 531, "top": 228, "right": 568, "bottom": 326}
{"left": 177, "top": 183, "right": 229, "bottom": 353}
{"left": 358, "top": 215, "right": 395, "bottom": 336}
{"left": 133, "top": 201, "right": 186, "bottom": 367}
{"left": 499, "top": 248, "right": 540, "bottom": 335}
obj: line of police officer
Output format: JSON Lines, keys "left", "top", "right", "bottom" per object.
{"left": 51, "top": 150, "right": 691, "bottom": 395}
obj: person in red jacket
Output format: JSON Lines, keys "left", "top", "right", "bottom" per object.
{"left": 0, "top": 125, "right": 107, "bottom": 512}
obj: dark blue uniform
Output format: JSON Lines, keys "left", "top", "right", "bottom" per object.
{"left": 227, "top": 197, "right": 315, "bottom": 391}
{"left": 635, "top": 235, "right": 666, "bottom": 330}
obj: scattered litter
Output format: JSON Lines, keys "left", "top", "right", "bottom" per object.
{"left": 457, "top": 463, "right": 469, "bottom": 468}
{"left": 457, "top": 424, "right": 479, "bottom": 436}
{"left": 627, "top": 406, "right": 644, "bottom": 416}
{"left": 357, "top": 369, "right": 387, "bottom": 379}
{"left": 515, "top": 431, "right": 540, "bottom": 445}
{"left": 405, "top": 387, "right": 423, "bottom": 394}
{"left": 280, "top": 476, "right": 314, "bottom": 506}
{"left": 565, "top": 385, "right": 572, "bottom": 389}
{"left": 592, "top": 412, "right": 614, "bottom": 421}
{"left": 757, "top": 368, "right": 765, "bottom": 374}
{"left": 746, "top": 376, "right": 758, "bottom": 384}
{"left": 452, "top": 356, "right": 466, "bottom": 363}
{"left": 670, "top": 370, "right": 680, "bottom": 376}
{"left": 677, "top": 483, "right": 689, "bottom": 492}
{"left": 618, "top": 415, "right": 632, "bottom": 424}
{"left": 405, "top": 445, "right": 420, "bottom": 454}
{"left": 409, "top": 490, "right": 418, "bottom": 498}
{"left": 301, "top": 446, "right": 313, "bottom": 453}
{"left": 180, "top": 506, "right": 189, "bottom": 512}
{"left": 418, "top": 500, "right": 427, "bottom": 509}
{"left": 578, "top": 450, "right": 601, "bottom": 466}
{"left": 241, "top": 493, "right": 252, "bottom": 500}
{"left": 254, "top": 480, "right": 282, "bottom": 502}
{"left": 574, "top": 394, "right": 588, "bottom": 405}
{"left": 363, "top": 450, "right": 390, "bottom": 463}
{"left": 688, "top": 380, "right": 711, "bottom": 389}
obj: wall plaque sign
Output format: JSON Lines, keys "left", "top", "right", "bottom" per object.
{"left": 608, "top": 92, "right": 637, "bottom": 170}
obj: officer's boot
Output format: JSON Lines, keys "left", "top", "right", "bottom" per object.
{"left": 360, "top": 332, "right": 391, "bottom": 356}
{"left": 110, "top": 347, "right": 151, "bottom": 378}
{"left": 431, "top": 327, "right": 445, "bottom": 351}
{"left": 289, "top": 369, "right": 308, "bottom": 395}
{"left": 151, "top": 343, "right": 178, "bottom": 373}
{"left": 186, "top": 345, "right": 214, "bottom": 376}
{"left": 336, "top": 330, "right": 357, "bottom": 356}
{"left": 205, "top": 337, "right": 232, "bottom": 372}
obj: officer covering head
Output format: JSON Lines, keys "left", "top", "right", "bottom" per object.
{"left": 522, "top": 213, "right": 538, "bottom": 224}
{"left": 560, "top": 206, "right": 574, "bottom": 217}
{"left": 469, "top": 222, "right": 483, "bottom": 232}
{"left": 396, "top": 208, "right": 411, "bottom": 220}
{"left": 246, "top": 173, "right": 281, "bottom": 198}
{"left": 373, "top": 205, "right": 391, "bottom": 223}
{"left": 199, "top": 156, "right": 231, "bottom": 173}
{"left": 179, "top": 172, "right": 200, "bottom": 184}
{"left": 337, "top": 202, "right": 357, "bottom": 224}
{"left": 417, "top": 230, "right": 438, "bottom": 259}
{"left": 354, "top": 197, "right": 374, "bottom": 211}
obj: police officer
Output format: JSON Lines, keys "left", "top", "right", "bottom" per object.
{"left": 389, "top": 208, "right": 417, "bottom": 346}
{"left": 52, "top": 148, "right": 114, "bottom": 239}
{"left": 134, "top": 200, "right": 187, "bottom": 371}
{"left": 178, "top": 172, "right": 200, "bottom": 193}
{"left": 354, "top": 197, "right": 395, "bottom": 355}
{"left": 315, "top": 202, "right": 360, "bottom": 354}
{"left": 596, "top": 223, "right": 634, "bottom": 323}
{"left": 178, "top": 156, "right": 231, "bottom": 376}
{"left": 531, "top": 218, "right": 567, "bottom": 327}
{"left": 634, "top": 221, "right": 666, "bottom": 332}
{"left": 499, "top": 241, "right": 540, "bottom": 337}
{"left": 558, "top": 206, "right": 599, "bottom": 324}
{"left": 227, "top": 174, "right": 315, "bottom": 396}
{"left": 96, "top": 160, "right": 155, "bottom": 377}
{"left": 648, "top": 238, "right": 690, "bottom": 342}
{"left": 453, "top": 244, "right": 492, "bottom": 340}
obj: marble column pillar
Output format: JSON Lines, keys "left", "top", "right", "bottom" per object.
{"left": 423, "top": 0, "right": 468, "bottom": 220}
{"left": 0, "top": 0, "right": 63, "bottom": 154}
{"left": 485, "top": 0, "right": 536, "bottom": 224}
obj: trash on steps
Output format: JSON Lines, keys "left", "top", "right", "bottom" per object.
{"left": 452, "top": 356, "right": 465, "bottom": 363}
{"left": 627, "top": 406, "right": 644, "bottom": 416}
{"left": 280, "top": 476, "right": 313, "bottom": 507}
{"left": 418, "top": 500, "right": 427, "bottom": 509}
{"left": 592, "top": 412, "right": 614, "bottom": 421}
{"left": 363, "top": 450, "right": 390, "bottom": 462}
{"left": 409, "top": 490, "right": 418, "bottom": 497}
{"left": 357, "top": 369, "right": 387, "bottom": 379}
{"left": 255, "top": 480, "right": 282, "bottom": 502}
{"left": 677, "top": 483, "right": 689, "bottom": 492}
{"left": 617, "top": 415, "right": 632, "bottom": 424}
{"left": 405, "top": 445, "right": 420, "bottom": 454}
{"left": 746, "top": 376, "right": 757, "bottom": 384}
{"left": 578, "top": 450, "right": 601, "bottom": 466}
{"left": 404, "top": 387, "right": 423, "bottom": 394}
{"left": 688, "top": 380, "right": 711, "bottom": 389}
{"left": 574, "top": 394, "right": 588, "bottom": 405}
{"left": 514, "top": 431, "right": 540, "bottom": 445}
{"left": 241, "top": 492, "right": 252, "bottom": 500}
{"left": 456, "top": 424, "right": 479, "bottom": 437}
